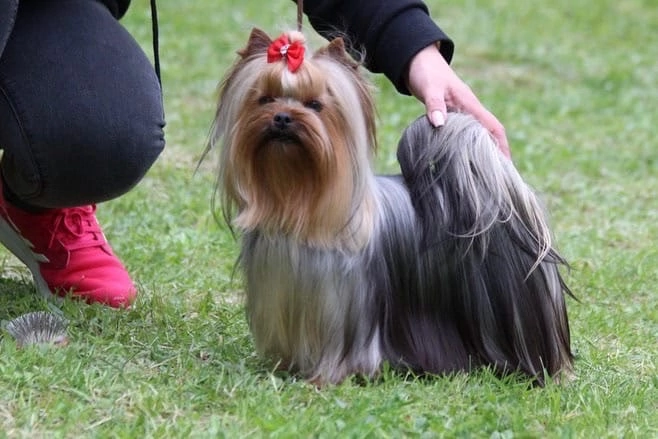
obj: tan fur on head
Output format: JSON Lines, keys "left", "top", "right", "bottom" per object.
{"left": 211, "top": 28, "right": 378, "bottom": 250}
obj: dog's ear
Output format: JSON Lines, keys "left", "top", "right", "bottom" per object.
{"left": 316, "top": 37, "right": 360, "bottom": 70}
{"left": 238, "top": 28, "right": 273, "bottom": 58}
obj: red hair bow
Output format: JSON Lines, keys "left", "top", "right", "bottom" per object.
{"left": 267, "top": 35, "right": 305, "bottom": 72}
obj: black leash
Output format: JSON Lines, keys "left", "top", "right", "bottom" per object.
{"left": 297, "top": 0, "right": 303, "bottom": 31}
{"left": 150, "top": 1, "right": 301, "bottom": 87}
{"left": 150, "top": 0, "right": 161, "bottom": 86}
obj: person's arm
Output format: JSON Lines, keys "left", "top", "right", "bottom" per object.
{"left": 299, "top": 0, "right": 453, "bottom": 94}
{"left": 298, "top": 0, "right": 510, "bottom": 157}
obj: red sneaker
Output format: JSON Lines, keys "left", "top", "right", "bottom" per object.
{"left": 0, "top": 189, "right": 136, "bottom": 308}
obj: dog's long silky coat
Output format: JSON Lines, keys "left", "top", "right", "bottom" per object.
{"left": 210, "top": 28, "right": 573, "bottom": 385}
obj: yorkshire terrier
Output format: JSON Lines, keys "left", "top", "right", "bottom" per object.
{"left": 209, "top": 28, "right": 573, "bottom": 386}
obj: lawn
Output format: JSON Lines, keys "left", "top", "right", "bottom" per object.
{"left": 1, "top": 0, "right": 657, "bottom": 437}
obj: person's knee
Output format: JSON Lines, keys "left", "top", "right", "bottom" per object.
{"left": 102, "top": 117, "right": 166, "bottom": 200}
{"left": 0, "top": 0, "right": 166, "bottom": 208}
{"left": 0, "top": 109, "right": 165, "bottom": 209}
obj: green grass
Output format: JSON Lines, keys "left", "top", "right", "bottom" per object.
{"left": 1, "top": 0, "right": 657, "bottom": 436}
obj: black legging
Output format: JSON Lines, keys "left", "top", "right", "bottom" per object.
{"left": 0, "top": 0, "right": 164, "bottom": 209}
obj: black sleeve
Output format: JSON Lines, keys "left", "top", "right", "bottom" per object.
{"left": 297, "top": 0, "right": 455, "bottom": 95}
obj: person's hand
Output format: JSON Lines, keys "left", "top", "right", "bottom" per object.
{"left": 406, "top": 44, "right": 511, "bottom": 158}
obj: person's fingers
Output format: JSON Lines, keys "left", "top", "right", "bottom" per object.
{"left": 454, "top": 91, "right": 511, "bottom": 158}
{"left": 425, "top": 87, "right": 511, "bottom": 158}
{"left": 406, "top": 44, "right": 512, "bottom": 158}
{"left": 426, "top": 90, "right": 511, "bottom": 157}
{"left": 406, "top": 45, "right": 450, "bottom": 127}
{"left": 423, "top": 95, "right": 447, "bottom": 127}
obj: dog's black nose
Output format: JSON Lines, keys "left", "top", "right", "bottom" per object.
{"left": 273, "top": 112, "right": 293, "bottom": 130}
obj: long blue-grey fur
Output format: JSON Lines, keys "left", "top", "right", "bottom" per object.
{"left": 242, "top": 113, "right": 573, "bottom": 385}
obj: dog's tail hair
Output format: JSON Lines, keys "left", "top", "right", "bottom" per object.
{"left": 396, "top": 114, "right": 573, "bottom": 384}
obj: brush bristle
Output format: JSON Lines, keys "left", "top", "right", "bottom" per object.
{"left": 4, "top": 311, "right": 69, "bottom": 347}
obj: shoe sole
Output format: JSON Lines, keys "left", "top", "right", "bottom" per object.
{"left": 0, "top": 214, "right": 59, "bottom": 301}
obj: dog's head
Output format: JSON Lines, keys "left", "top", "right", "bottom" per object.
{"left": 211, "top": 28, "right": 377, "bottom": 248}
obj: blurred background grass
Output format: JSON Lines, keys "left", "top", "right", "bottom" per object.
{"left": 1, "top": 0, "right": 656, "bottom": 436}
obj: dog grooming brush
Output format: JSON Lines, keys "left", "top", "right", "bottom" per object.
{"left": 4, "top": 311, "right": 69, "bottom": 347}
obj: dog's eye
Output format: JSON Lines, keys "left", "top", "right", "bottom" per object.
{"left": 304, "top": 100, "right": 323, "bottom": 112}
{"left": 258, "top": 96, "right": 275, "bottom": 105}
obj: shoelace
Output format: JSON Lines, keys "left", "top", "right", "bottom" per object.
{"left": 48, "top": 207, "right": 105, "bottom": 251}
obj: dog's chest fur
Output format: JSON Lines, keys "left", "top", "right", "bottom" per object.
{"left": 241, "top": 176, "right": 420, "bottom": 382}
